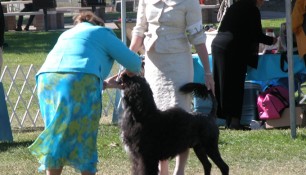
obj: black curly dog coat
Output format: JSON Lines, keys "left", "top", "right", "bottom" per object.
{"left": 120, "top": 74, "right": 229, "bottom": 175}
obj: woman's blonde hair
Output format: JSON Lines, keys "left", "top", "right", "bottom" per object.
{"left": 73, "top": 11, "right": 105, "bottom": 26}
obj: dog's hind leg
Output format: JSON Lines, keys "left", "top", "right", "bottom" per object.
{"left": 138, "top": 157, "right": 159, "bottom": 175}
{"left": 206, "top": 142, "right": 229, "bottom": 175}
{"left": 193, "top": 145, "right": 212, "bottom": 175}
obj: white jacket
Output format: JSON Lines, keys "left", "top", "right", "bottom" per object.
{"left": 132, "top": 0, "right": 206, "bottom": 53}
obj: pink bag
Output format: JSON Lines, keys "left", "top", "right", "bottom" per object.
{"left": 257, "top": 86, "right": 289, "bottom": 120}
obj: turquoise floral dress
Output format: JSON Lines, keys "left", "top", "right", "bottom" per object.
{"left": 28, "top": 72, "right": 102, "bottom": 173}
{"left": 28, "top": 21, "right": 142, "bottom": 174}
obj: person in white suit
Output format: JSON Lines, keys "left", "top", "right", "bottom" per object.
{"left": 129, "top": 0, "right": 215, "bottom": 174}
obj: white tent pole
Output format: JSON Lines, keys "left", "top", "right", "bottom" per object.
{"left": 285, "top": 0, "right": 296, "bottom": 138}
{"left": 121, "top": 0, "right": 127, "bottom": 45}
{"left": 112, "top": 0, "right": 127, "bottom": 124}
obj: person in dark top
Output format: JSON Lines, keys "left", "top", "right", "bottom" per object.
{"left": 0, "top": 1, "right": 4, "bottom": 72}
{"left": 211, "top": 0, "right": 277, "bottom": 129}
{"left": 15, "top": 3, "right": 39, "bottom": 31}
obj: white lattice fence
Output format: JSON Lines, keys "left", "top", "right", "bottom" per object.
{"left": 0, "top": 65, "right": 117, "bottom": 130}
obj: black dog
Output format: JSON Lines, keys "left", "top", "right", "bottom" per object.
{"left": 120, "top": 74, "right": 229, "bottom": 175}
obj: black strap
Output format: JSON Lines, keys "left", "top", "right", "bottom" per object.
{"left": 280, "top": 50, "right": 300, "bottom": 73}
{"left": 280, "top": 52, "right": 288, "bottom": 73}
{"left": 269, "top": 88, "right": 289, "bottom": 107}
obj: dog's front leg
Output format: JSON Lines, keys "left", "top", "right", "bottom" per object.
{"left": 206, "top": 149, "right": 229, "bottom": 175}
{"left": 131, "top": 154, "right": 143, "bottom": 175}
{"left": 193, "top": 145, "right": 212, "bottom": 175}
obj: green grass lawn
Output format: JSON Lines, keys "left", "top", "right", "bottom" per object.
{"left": 2, "top": 19, "right": 306, "bottom": 175}
{"left": 2, "top": 126, "right": 306, "bottom": 175}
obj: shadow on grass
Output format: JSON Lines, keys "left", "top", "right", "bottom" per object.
{"left": 0, "top": 140, "right": 34, "bottom": 152}
{"left": 4, "top": 31, "right": 63, "bottom": 54}
{"left": 12, "top": 126, "right": 44, "bottom": 133}
{"left": 4, "top": 29, "right": 122, "bottom": 55}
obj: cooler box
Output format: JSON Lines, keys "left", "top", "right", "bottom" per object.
{"left": 240, "top": 81, "right": 262, "bottom": 126}
{"left": 265, "top": 105, "right": 306, "bottom": 129}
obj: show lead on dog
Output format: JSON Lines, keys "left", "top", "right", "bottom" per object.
{"left": 28, "top": 11, "right": 142, "bottom": 175}
{"left": 129, "top": 0, "right": 215, "bottom": 174}
{"left": 211, "top": 0, "right": 277, "bottom": 129}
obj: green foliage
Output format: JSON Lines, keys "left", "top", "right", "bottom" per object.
{"left": 261, "top": 18, "right": 286, "bottom": 36}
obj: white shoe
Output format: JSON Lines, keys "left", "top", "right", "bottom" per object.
{"left": 250, "top": 120, "right": 265, "bottom": 130}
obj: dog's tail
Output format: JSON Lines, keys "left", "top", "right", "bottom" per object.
{"left": 179, "top": 83, "right": 217, "bottom": 116}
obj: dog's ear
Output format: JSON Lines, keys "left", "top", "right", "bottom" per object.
{"left": 119, "top": 73, "right": 129, "bottom": 83}
{"left": 119, "top": 73, "right": 133, "bottom": 89}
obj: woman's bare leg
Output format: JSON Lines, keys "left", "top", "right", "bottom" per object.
{"left": 46, "top": 167, "right": 95, "bottom": 175}
{"left": 159, "top": 160, "right": 169, "bottom": 175}
{"left": 46, "top": 168, "right": 63, "bottom": 175}
{"left": 81, "top": 171, "right": 95, "bottom": 175}
{"left": 173, "top": 149, "right": 189, "bottom": 175}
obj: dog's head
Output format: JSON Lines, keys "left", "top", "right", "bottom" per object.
{"left": 119, "top": 74, "right": 157, "bottom": 117}
{"left": 119, "top": 74, "right": 153, "bottom": 97}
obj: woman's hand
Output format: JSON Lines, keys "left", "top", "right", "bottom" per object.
{"left": 205, "top": 73, "right": 215, "bottom": 95}
{"left": 103, "top": 74, "right": 122, "bottom": 90}
{"left": 103, "top": 70, "right": 139, "bottom": 90}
